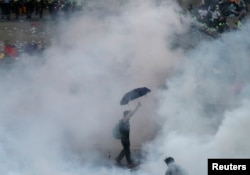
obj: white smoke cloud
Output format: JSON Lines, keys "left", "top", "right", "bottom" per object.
{"left": 1, "top": 0, "right": 250, "bottom": 175}
{"left": 0, "top": 0, "right": 187, "bottom": 174}
{"left": 145, "top": 22, "right": 250, "bottom": 175}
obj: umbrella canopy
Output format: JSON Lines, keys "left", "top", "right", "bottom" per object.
{"left": 120, "top": 87, "right": 151, "bottom": 105}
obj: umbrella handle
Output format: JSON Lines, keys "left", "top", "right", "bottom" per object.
{"left": 129, "top": 102, "right": 141, "bottom": 118}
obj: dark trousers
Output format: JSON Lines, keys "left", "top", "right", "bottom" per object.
{"left": 1, "top": 3, "right": 11, "bottom": 20}
{"left": 35, "top": 6, "right": 44, "bottom": 18}
{"left": 26, "top": 2, "right": 34, "bottom": 19}
{"left": 116, "top": 138, "right": 133, "bottom": 164}
{"left": 12, "top": 2, "right": 20, "bottom": 19}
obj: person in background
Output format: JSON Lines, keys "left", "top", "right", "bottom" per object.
{"left": 25, "top": 0, "right": 35, "bottom": 19}
{"left": 12, "top": 0, "right": 21, "bottom": 19}
{"left": 1, "top": 0, "right": 11, "bottom": 20}
{"left": 35, "top": 0, "right": 45, "bottom": 19}
{"left": 165, "top": 157, "right": 188, "bottom": 175}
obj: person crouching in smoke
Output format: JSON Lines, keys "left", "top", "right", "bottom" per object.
{"left": 165, "top": 157, "right": 188, "bottom": 175}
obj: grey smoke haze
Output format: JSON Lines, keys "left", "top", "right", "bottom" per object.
{"left": 145, "top": 22, "right": 250, "bottom": 174}
{"left": 0, "top": 0, "right": 250, "bottom": 175}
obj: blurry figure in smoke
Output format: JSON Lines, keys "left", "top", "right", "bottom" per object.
{"left": 165, "top": 157, "right": 188, "bottom": 175}
{"left": 72, "top": 0, "right": 83, "bottom": 13}
{"left": 187, "top": 4, "right": 193, "bottom": 13}
{"left": 35, "top": 0, "right": 46, "bottom": 19}
{"left": 115, "top": 102, "right": 141, "bottom": 168}
{"left": 210, "top": 4, "right": 221, "bottom": 28}
{"left": 12, "top": 0, "right": 21, "bottom": 19}
{"left": 24, "top": 42, "right": 38, "bottom": 55}
{"left": 4, "top": 43, "right": 18, "bottom": 58}
{"left": 25, "top": 0, "right": 35, "bottom": 19}
{"left": 1, "top": 0, "right": 11, "bottom": 20}
{"left": 48, "top": 0, "right": 61, "bottom": 22}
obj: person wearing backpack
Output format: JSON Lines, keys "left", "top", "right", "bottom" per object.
{"left": 115, "top": 102, "right": 141, "bottom": 168}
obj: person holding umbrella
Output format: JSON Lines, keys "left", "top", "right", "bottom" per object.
{"left": 115, "top": 102, "right": 141, "bottom": 168}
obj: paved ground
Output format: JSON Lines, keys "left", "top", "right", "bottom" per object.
{"left": 0, "top": 2, "right": 249, "bottom": 52}
{"left": 0, "top": 11, "right": 57, "bottom": 53}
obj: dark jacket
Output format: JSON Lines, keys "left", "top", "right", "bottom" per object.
{"left": 119, "top": 120, "right": 130, "bottom": 140}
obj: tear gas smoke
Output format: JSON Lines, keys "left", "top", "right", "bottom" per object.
{"left": 145, "top": 22, "right": 250, "bottom": 175}
{"left": 0, "top": 0, "right": 250, "bottom": 175}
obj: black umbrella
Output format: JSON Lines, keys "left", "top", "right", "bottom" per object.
{"left": 120, "top": 87, "right": 151, "bottom": 105}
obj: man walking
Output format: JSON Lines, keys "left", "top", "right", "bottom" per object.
{"left": 115, "top": 102, "right": 141, "bottom": 168}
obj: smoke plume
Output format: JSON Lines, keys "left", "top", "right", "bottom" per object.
{"left": 0, "top": 0, "right": 249, "bottom": 175}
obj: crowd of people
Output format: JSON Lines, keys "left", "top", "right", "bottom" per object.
{"left": 188, "top": 0, "right": 249, "bottom": 37}
{"left": 0, "top": 0, "right": 84, "bottom": 21}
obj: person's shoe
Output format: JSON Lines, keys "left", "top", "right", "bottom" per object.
{"left": 128, "top": 163, "right": 136, "bottom": 169}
